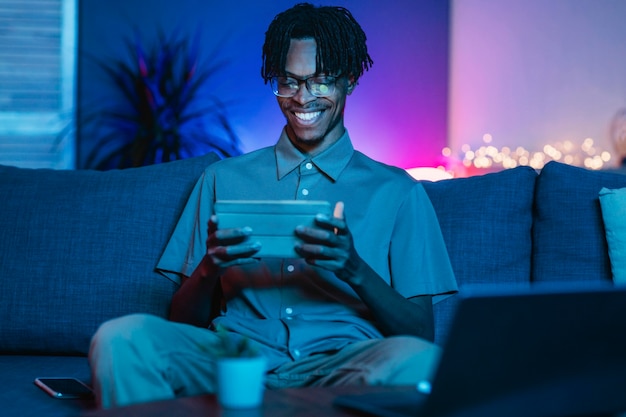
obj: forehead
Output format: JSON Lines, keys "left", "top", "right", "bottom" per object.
{"left": 284, "top": 38, "right": 318, "bottom": 77}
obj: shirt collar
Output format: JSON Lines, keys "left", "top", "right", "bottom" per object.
{"left": 275, "top": 129, "right": 354, "bottom": 181}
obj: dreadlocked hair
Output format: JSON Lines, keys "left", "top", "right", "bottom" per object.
{"left": 261, "top": 3, "right": 373, "bottom": 84}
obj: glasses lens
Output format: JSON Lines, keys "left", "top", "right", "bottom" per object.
{"left": 270, "top": 77, "right": 297, "bottom": 97}
{"left": 308, "top": 76, "right": 335, "bottom": 97}
{"left": 269, "top": 75, "right": 337, "bottom": 97}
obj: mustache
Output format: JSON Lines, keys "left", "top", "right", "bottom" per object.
{"left": 287, "top": 103, "right": 327, "bottom": 112}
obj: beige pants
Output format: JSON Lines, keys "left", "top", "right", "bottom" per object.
{"left": 89, "top": 313, "right": 441, "bottom": 409}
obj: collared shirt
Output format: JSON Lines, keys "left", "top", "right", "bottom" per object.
{"left": 157, "top": 129, "right": 457, "bottom": 370}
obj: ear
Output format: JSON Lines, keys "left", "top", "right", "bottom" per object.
{"left": 346, "top": 75, "right": 357, "bottom": 95}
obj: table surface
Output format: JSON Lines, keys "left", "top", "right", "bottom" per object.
{"left": 81, "top": 385, "right": 415, "bottom": 417}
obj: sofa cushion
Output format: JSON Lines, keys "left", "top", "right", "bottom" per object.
{"left": 422, "top": 166, "right": 538, "bottom": 344}
{"left": 0, "top": 153, "right": 219, "bottom": 355}
{"left": 0, "top": 355, "right": 93, "bottom": 417}
{"left": 599, "top": 187, "right": 626, "bottom": 285}
{"left": 533, "top": 161, "right": 626, "bottom": 284}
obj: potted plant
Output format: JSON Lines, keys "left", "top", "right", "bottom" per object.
{"left": 82, "top": 30, "right": 242, "bottom": 170}
{"left": 209, "top": 325, "right": 267, "bottom": 409}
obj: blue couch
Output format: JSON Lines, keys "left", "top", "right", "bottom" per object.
{"left": 1, "top": 154, "right": 624, "bottom": 416}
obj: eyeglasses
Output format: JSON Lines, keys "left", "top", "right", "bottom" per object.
{"left": 269, "top": 75, "right": 337, "bottom": 98}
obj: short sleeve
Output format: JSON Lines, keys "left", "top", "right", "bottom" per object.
{"left": 156, "top": 170, "right": 215, "bottom": 284}
{"left": 389, "top": 183, "right": 458, "bottom": 303}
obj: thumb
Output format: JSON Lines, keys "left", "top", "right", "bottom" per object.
{"left": 333, "top": 201, "right": 345, "bottom": 236}
{"left": 333, "top": 201, "right": 345, "bottom": 220}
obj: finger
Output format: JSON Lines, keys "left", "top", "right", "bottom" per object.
{"left": 295, "top": 242, "right": 344, "bottom": 259}
{"left": 333, "top": 201, "right": 344, "bottom": 234}
{"left": 211, "top": 226, "right": 253, "bottom": 247}
{"left": 209, "top": 240, "right": 261, "bottom": 261}
{"left": 313, "top": 213, "right": 346, "bottom": 233}
{"left": 208, "top": 215, "right": 218, "bottom": 235}
{"left": 333, "top": 202, "right": 344, "bottom": 219}
{"left": 295, "top": 225, "right": 343, "bottom": 247}
{"left": 226, "top": 240, "right": 261, "bottom": 257}
{"left": 206, "top": 216, "right": 219, "bottom": 250}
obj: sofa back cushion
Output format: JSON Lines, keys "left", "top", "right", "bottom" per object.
{"left": 0, "top": 153, "right": 219, "bottom": 355}
{"left": 532, "top": 161, "right": 626, "bottom": 284}
{"left": 422, "top": 166, "right": 538, "bottom": 344}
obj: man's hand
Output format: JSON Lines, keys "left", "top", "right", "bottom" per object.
{"left": 294, "top": 202, "right": 364, "bottom": 284}
{"left": 205, "top": 215, "right": 261, "bottom": 269}
{"left": 170, "top": 214, "right": 261, "bottom": 326}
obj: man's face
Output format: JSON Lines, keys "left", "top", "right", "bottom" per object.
{"left": 278, "top": 38, "right": 354, "bottom": 154}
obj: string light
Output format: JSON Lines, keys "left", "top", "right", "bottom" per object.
{"left": 445, "top": 135, "right": 613, "bottom": 174}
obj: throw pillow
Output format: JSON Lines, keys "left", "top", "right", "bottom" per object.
{"left": 599, "top": 187, "right": 626, "bottom": 285}
{"left": 422, "top": 166, "right": 538, "bottom": 344}
{"left": 533, "top": 161, "right": 626, "bottom": 284}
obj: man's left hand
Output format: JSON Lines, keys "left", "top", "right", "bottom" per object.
{"left": 294, "top": 201, "right": 364, "bottom": 284}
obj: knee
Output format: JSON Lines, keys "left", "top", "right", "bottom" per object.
{"left": 90, "top": 313, "right": 164, "bottom": 357}
{"left": 379, "top": 336, "right": 441, "bottom": 359}
{"left": 373, "top": 336, "right": 442, "bottom": 385}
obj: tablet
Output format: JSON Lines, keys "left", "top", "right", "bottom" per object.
{"left": 214, "top": 200, "right": 332, "bottom": 258}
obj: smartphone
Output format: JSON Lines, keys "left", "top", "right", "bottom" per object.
{"left": 34, "top": 377, "right": 93, "bottom": 399}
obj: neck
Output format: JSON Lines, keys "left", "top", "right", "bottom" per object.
{"left": 286, "top": 126, "right": 346, "bottom": 157}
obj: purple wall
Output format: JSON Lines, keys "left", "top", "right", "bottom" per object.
{"left": 449, "top": 0, "right": 626, "bottom": 172}
{"left": 78, "top": 0, "right": 449, "bottom": 169}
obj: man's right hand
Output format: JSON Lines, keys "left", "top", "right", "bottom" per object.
{"left": 205, "top": 215, "right": 262, "bottom": 269}
{"left": 170, "top": 214, "right": 258, "bottom": 326}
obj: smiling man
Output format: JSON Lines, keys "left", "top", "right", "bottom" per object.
{"left": 269, "top": 38, "right": 354, "bottom": 154}
{"left": 88, "top": 3, "right": 457, "bottom": 409}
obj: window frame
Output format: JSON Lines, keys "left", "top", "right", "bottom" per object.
{"left": 0, "top": 0, "right": 76, "bottom": 169}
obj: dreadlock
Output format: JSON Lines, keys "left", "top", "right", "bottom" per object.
{"left": 261, "top": 3, "right": 373, "bottom": 84}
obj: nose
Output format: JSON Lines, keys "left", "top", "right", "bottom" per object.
{"left": 291, "top": 81, "right": 316, "bottom": 105}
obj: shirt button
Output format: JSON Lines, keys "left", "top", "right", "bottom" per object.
{"left": 285, "top": 307, "right": 293, "bottom": 314}
{"left": 301, "top": 189, "right": 309, "bottom": 196}
{"left": 293, "top": 349, "right": 301, "bottom": 357}
{"left": 287, "top": 264, "right": 295, "bottom": 272}
{"left": 305, "top": 162, "right": 313, "bottom": 170}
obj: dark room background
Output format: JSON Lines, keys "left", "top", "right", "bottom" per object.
{"left": 77, "top": 0, "right": 450, "bottom": 170}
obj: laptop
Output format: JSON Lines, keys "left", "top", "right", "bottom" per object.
{"left": 334, "top": 283, "right": 626, "bottom": 417}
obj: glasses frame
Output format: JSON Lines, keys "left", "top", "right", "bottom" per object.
{"left": 269, "top": 75, "right": 338, "bottom": 98}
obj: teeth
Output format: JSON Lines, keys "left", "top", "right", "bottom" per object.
{"left": 295, "top": 111, "right": 321, "bottom": 121}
